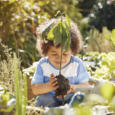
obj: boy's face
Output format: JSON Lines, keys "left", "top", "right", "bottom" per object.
{"left": 47, "top": 46, "right": 72, "bottom": 69}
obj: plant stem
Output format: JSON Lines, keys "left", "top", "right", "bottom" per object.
{"left": 59, "top": 47, "right": 63, "bottom": 75}
{"left": 62, "top": 95, "right": 65, "bottom": 105}
{"left": 13, "top": 53, "right": 22, "bottom": 115}
{"left": 59, "top": 17, "right": 63, "bottom": 75}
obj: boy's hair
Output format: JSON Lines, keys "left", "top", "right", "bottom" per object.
{"left": 36, "top": 18, "right": 83, "bottom": 56}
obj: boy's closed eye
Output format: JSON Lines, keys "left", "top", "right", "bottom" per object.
{"left": 51, "top": 52, "right": 68, "bottom": 57}
{"left": 63, "top": 52, "right": 69, "bottom": 56}
{"left": 50, "top": 51, "right": 57, "bottom": 56}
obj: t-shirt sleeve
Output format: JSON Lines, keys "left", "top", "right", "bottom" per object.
{"left": 31, "top": 64, "right": 43, "bottom": 85}
{"left": 76, "top": 60, "right": 90, "bottom": 84}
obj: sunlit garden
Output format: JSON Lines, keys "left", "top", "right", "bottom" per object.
{"left": 0, "top": 0, "right": 115, "bottom": 115}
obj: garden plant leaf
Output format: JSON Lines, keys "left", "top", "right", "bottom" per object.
{"left": 46, "top": 16, "right": 71, "bottom": 51}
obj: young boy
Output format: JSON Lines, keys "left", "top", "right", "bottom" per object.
{"left": 31, "top": 18, "right": 90, "bottom": 107}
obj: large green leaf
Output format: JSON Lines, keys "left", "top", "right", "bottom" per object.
{"left": 47, "top": 16, "right": 71, "bottom": 51}
{"left": 42, "top": 20, "right": 54, "bottom": 41}
{"left": 47, "top": 21, "right": 63, "bottom": 45}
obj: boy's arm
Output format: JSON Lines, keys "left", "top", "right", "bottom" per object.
{"left": 32, "top": 74, "right": 59, "bottom": 95}
{"left": 31, "top": 83, "right": 53, "bottom": 95}
{"left": 70, "top": 82, "right": 89, "bottom": 93}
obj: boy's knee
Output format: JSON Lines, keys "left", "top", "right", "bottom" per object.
{"left": 35, "top": 93, "right": 58, "bottom": 107}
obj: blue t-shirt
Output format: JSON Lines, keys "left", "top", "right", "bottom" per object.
{"left": 31, "top": 55, "right": 89, "bottom": 95}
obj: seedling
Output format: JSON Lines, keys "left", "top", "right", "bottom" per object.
{"left": 42, "top": 15, "right": 71, "bottom": 105}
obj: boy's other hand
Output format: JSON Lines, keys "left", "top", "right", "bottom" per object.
{"left": 56, "top": 85, "right": 72, "bottom": 98}
{"left": 48, "top": 73, "right": 59, "bottom": 91}
{"left": 70, "top": 85, "right": 76, "bottom": 93}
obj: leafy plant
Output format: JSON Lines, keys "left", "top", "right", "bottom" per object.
{"left": 78, "top": 51, "right": 115, "bottom": 80}
{"left": 42, "top": 15, "right": 71, "bottom": 71}
{"left": 0, "top": 42, "right": 27, "bottom": 114}
{"left": 0, "top": 40, "right": 15, "bottom": 92}
{"left": 42, "top": 15, "right": 71, "bottom": 104}
{"left": 0, "top": 86, "right": 16, "bottom": 113}
{"left": 99, "top": 52, "right": 115, "bottom": 79}
{"left": 86, "top": 27, "right": 115, "bottom": 52}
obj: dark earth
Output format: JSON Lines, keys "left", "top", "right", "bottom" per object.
{"left": 55, "top": 74, "right": 70, "bottom": 97}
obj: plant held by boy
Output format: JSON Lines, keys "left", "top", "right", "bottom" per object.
{"left": 42, "top": 15, "right": 71, "bottom": 104}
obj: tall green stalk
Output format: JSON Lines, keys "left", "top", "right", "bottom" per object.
{"left": 13, "top": 53, "right": 27, "bottom": 115}
{"left": 22, "top": 74, "right": 27, "bottom": 115}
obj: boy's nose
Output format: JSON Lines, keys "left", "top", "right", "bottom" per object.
{"left": 56, "top": 54, "right": 61, "bottom": 58}
{"left": 56, "top": 56, "right": 61, "bottom": 61}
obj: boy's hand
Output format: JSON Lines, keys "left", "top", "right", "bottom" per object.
{"left": 56, "top": 84, "right": 72, "bottom": 98}
{"left": 70, "top": 84, "right": 76, "bottom": 93}
{"left": 56, "top": 85, "right": 76, "bottom": 98}
{"left": 48, "top": 74, "right": 59, "bottom": 91}
{"left": 56, "top": 90, "right": 71, "bottom": 98}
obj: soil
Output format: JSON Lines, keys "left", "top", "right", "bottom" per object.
{"left": 55, "top": 74, "right": 70, "bottom": 97}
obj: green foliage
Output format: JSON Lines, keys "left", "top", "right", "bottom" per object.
{"left": 0, "top": 41, "right": 27, "bottom": 114}
{"left": 0, "top": 42, "right": 16, "bottom": 112}
{"left": 0, "top": 87, "right": 10, "bottom": 107}
{"left": 13, "top": 53, "right": 27, "bottom": 115}
{"left": 0, "top": 0, "right": 115, "bottom": 114}
{"left": 0, "top": 0, "right": 83, "bottom": 68}
{"left": 0, "top": 40, "right": 15, "bottom": 92}
{"left": 85, "top": 52, "right": 115, "bottom": 80}
{"left": 42, "top": 15, "right": 71, "bottom": 73}
{"left": 96, "top": 52, "right": 115, "bottom": 79}
{"left": 46, "top": 16, "right": 71, "bottom": 51}
{"left": 78, "top": 51, "right": 115, "bottom": 80}
{"left": 0, "top": 86, "right": 15, "bottom": 113}
{"left": 86, "top": 27, "right": 115, "bottom": 52}
{"left": 0, "top": 0, "right": 41, "bottom": 68}
{"left": 23, "top": 74, "right": 27, "bottom": 114}
{"left": 0, "top": 0, "right": 114, "bottom": 68}
{"left": 100, "top": 52, "right": 115, "bottom": 78}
